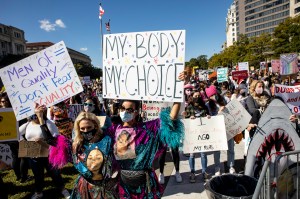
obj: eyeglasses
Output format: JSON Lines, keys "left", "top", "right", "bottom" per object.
{"left": 119, "top": 106, "right": 136, "bottom": 113}
{"left": 84, "top": 103, "right": 94, "bottom": 107}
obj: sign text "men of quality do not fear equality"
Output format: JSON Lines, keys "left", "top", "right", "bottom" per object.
{"left": 103, "top": 30, "right": 185, "bottom": 102}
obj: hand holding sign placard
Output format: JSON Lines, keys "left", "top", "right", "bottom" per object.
{"left": 183, "top": 115, "right": 228, "bottom": 153}
{"left": 0, "top": 41, "right": 83, "bottom": 121}
{"left": 103, "top": 30, "right": 185, "bottom": 102}
{"left": 219, "top": 99, "right": 252, "bottom": 140}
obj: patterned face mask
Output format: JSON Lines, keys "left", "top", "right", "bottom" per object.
{"left": 81, "top": 129, "right": 97, "bottom": 141}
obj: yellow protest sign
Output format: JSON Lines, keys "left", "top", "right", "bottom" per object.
{"left": 0, "top": 108, "right": 18, "bottom": 141}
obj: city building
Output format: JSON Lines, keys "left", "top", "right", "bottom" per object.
{"left": 233, "top": 0, "right": 299, "bottom": 38}
{"left": 26, "top": 42, "right": 92, "bottom": 66}
{"left": 290, "top": 0, "right": 300, "bottom": 17}
{"left": 0, "top": 23, "right": 26, "bottom": 58}
{"left": 225, "top": 1, "right": 238, "bottom": 47}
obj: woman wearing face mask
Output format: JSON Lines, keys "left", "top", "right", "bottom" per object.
{"left": 246, "top": 80, "right": 271, "bottom": 137}
{"left": 83, "top": 96, "right": 112, "bottom": 131}
{"left": 105, "top": 72, "right": 185, "bottom": 199}
{"left": 71, "top": 112, "right": 117, "bottom": 199}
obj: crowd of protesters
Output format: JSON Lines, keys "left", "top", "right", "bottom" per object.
{"left": 0, "top": 68, "right": 299, "bottom": 199}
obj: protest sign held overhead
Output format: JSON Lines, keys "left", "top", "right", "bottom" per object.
{"left": 183, "top": 115, "right": 228, "bottom": 154}
{"left": 0, "top": 108, "right": 18, "bottom": 142}
{"left": 238, "top": 62, "right": 249, "bottom": 71}
{"left": 102, "top": 30, "right": 185, "bottom": 102}
{"left": 217, "top": 67, "right": 228, "bottom": 83}
{"left": 0, "top": 41, "right": 83, "bottom": 121}
{"left": 271, "top": 59, "right": 280, "bottom": 73}
{"left": 280, "top": 53, "right": 299, "bottom": 75}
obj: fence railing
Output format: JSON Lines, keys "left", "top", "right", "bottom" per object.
{"left": 253, "top": 150, "right": 300, "bottom": 199}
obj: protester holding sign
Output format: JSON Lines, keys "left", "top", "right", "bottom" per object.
{"left": 204, "top": 85, "right": 226, "bottom": 177}
{"left": 19, "top": 104, "right": 70, "bottom": 199}
{"left": 183, "top": 90, "right": 210, "bottom": 183}
{"left": 71, "top": 112, "right": 117, "bottom": 199}
{"left": 246, "top": 80, "right": 271, "bottom": 137}
{"left": 105, "top": 72, "right": 185, "bottom": 199}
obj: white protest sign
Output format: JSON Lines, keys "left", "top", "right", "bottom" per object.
{"left": 219, "top": 99, "right": 252, "bottom": 140}
{"left": 103, "top": 30, "right": 185, "bottom": 102}
{"left": 0, "top": 41, "right": 83, "bottom": 121}
{"left": 0, "top": 144, "right": 12, "bottom": 171}
{"left": 217, "top": 67, "right": 228, "bottom": 83}
{"left": 141, "top": 101, "right": 172, "bottom": 122}
{"left": 238, "top": 62, "right": 249, "bottom": 71}
{"left": 275, "top": 84, "right": 300, "bottom": 114}
{"left": 83, "top": 76, "right": 91, "bottom": 85}
{"left": 183, "top": 115, "right": 228, "bottom": 153}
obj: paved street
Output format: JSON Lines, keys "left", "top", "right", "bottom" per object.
{"left": 154, "top": 140, "right": 245, "bottom": 199}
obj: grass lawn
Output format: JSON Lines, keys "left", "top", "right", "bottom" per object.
{"left": 1, "top": 163, "right": 78, "bottom": 199}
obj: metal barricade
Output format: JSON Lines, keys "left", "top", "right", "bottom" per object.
{"left": 253, "top": 150, "right": 300, "bottom": 199}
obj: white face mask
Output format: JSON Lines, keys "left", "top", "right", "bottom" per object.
{"left": 255, "top": 87, "right": 263, "bottom": 94}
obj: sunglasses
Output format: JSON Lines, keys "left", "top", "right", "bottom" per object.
{"left": 119, "top": 106, "right": 135, "bottom": 113}
{"left": 84, "top": 103, "right": 94, "bottom": 107}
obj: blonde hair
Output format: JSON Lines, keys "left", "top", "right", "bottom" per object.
{"left": 249, "top": 80, "right": 265, "bottom": 97}
{"left": 72, "top": 112, "right": 101, "bottom": 153}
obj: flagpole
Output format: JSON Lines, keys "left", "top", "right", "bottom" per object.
{"left": 100, "top": 3, "right": 104, "bottom": 67}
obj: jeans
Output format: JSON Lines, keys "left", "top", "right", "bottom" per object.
{"left": 227, "top": 138, "right": 235, "bottom": 167}
{"left": 189, "top": 151, "right": 220, "bottom": 174}
{"left": 30, "top": 157, "right": 64, "bottom": 192}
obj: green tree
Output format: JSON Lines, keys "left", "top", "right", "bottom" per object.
{"left": 197, "top": 55, "right": 208, "bottom": 69}
{"left": 272, "top": 15, "right": 300, "bottom": 56}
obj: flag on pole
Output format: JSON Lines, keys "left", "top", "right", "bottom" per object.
{"left": 99, "top": 5, "right": 104, "bottom": 19}
{"left": 105, "top": 20, "right": 110, "bottom": 32}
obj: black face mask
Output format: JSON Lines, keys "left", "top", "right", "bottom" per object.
{"left": 81, "top": 129, "right": 97, "bottom": 141}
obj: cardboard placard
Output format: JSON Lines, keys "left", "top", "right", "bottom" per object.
{"left": 0, "top": 108, "right": 19, "bottom": 142}
{"left": 183, "top": 115, "right": 228, "bottom": 153}
{"left": 102, "top": 30, "right": 185, "bottom": 102}
{"left": 219, "top": 99, "right": 252, "bottom": 140}
{"left": 55, "top": 118, "right": 73, "bottom": 137}
{"left": 18, "top": 140, "right": 49, "bottom": 157}
{"left": 0, "top": 41, "right": 84, "bottom": 121}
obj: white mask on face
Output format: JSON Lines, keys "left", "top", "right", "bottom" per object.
{"left": 119, "top": 111, "right": 134, "bottom": 123}
{"left": 255, "top": 87, "right": 263, "bottom": 94}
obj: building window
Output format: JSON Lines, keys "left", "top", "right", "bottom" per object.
{"left": 14, "top": 32, "right": 21, "bottom": 38}
{"left": 233, "top": 38, "right": 235, "bottom": 42}
{"left": 232, "top": 28, "right": 235, "bottom": 31}
{"left": 0, "top": 28, "right": 2, "bottom": 33}
{"left": 232, "top": 33, "right": 235, "bottom": 36}
{"left": 295, "top": 7, "right": 300, "bottom": 14}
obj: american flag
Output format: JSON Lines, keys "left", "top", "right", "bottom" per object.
{"left": 105, "top": 20, "right": 110, "bottom": 32}
{"left": 99, "top": 5, "right": 104, "bottom": 19}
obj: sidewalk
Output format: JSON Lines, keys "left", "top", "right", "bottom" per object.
{"left": 158, "top": 141, "right": 245, "bottom": 199}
